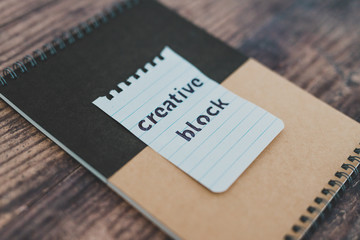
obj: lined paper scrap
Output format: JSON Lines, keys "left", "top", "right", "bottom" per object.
{"left": 93, "top": 46, "right": 284, "bottom": 193}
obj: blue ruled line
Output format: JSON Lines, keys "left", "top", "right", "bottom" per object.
{"left": 198, "top": 111, "right": 267, "bottom": 180}
{"left": 119, "top": 65, "right": 193, "bottom": 124}
{"left": 187, "top": 105, "right": 258, "bottom": 174}
{"left": 110, "top": 60, "right": 182, "bottom": 117}
{"left": 177, "top": 100, "right": 248, "bottom": 167}
{"left": 210, "top": 118, "right": 277, "bottom": 188}
{"left": 159, "top": 90, "right": 233, "bottom": 156}
{"left": 144, "top": 83, "right": 223, "bottom": 143}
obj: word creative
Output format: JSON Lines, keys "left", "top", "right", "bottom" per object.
{"left": 138, "top": 78, "right": 204, "bottom": 131}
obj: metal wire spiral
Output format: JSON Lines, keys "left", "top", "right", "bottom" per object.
{"left": 0, "top": 0, "right": 141, "bottom": 86}
{"left": 285, "top": 145, "right": 360, "bottom": 240}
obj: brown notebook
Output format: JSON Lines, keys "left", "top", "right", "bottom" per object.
{"left": 108, "top": 59, "right": 360, "bottom": 239}
{"left": 1, "top": 1, "right": 359, "bottom": 239}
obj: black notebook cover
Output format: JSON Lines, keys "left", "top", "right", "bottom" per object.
{"left": 0, "top": 0, "right": 247, "bottom": 178}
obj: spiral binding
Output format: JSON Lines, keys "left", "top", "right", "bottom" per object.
{"left": 2, "top": 1, "right": 359, "bottom": 238}
{"left": 105, "top": 51, "right": 165, "bottom": 100}
{"left": 284, "top": 145, "right": 360, "bottom": 240}
{"left": 0, "top": 0, "right": 141, "bottom": 86}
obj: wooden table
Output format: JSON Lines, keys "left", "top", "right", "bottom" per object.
{"left": 1, "top": 0, "right": 360, "bottom": 239}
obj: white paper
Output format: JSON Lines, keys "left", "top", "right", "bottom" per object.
{"left": 93, "top": 47, "right": 284, "bottom": 193}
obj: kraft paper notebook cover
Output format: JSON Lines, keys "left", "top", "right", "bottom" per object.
{"left": 1, "top": 0, "right": 360, "bottom": 239}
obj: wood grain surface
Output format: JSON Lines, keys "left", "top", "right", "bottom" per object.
{"left": 1, "top": 0, "right": 360, "bottom": 239}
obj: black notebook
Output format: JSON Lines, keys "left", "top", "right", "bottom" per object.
{"left": 1, "top": 1, "right": 360, "bottom": 239}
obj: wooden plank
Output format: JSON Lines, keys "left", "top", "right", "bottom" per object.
{"left": 0, "top": 0, "right": 359, "bottom": 239}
